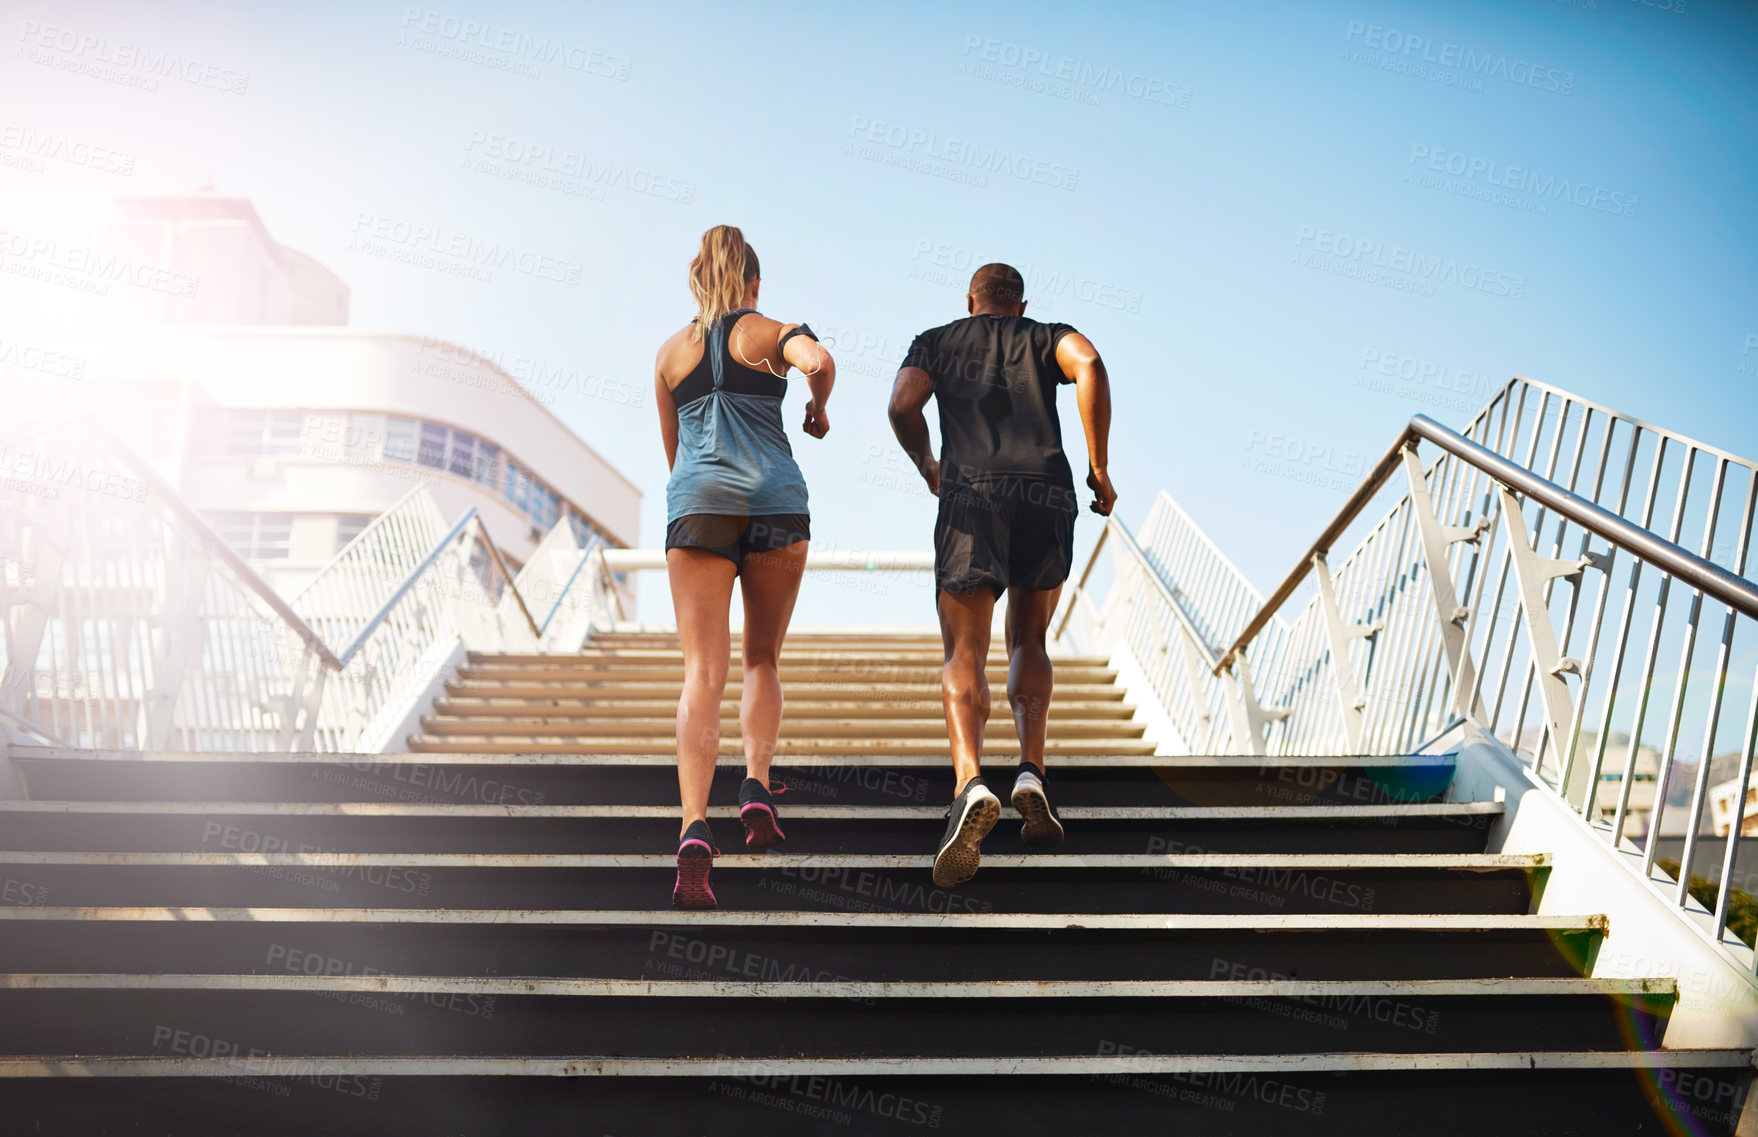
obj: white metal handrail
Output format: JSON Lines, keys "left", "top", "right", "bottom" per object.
{"left": 0, "top": 415, "right": 600, "bottom": 753}
{"left": 1060, "top": 376, "right": 1758, "bottom": 968}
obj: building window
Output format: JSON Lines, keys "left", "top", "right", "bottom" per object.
{"left": 418, "top": 421, "right": 449, "bottom": 469}
{"left": 504, "top": 460, "right": 560, "bottom": 530}
{"left": 335, "top": 514, "right": 374, "bottom": 552}
{"left": 210, "top": 512, "right": 294, "bottom": 560}
{"left": 228, "top": 410, "right": 306, "bottom": 457}
{"left": 380, "top": 415, "right": 588, "bottom": 536}
{"left": 406, "top": 420, "right": 500, "bottom": 487}
{"left": 384, "top": 416, "right": 417, "bottom": 463}
{"left": 567, "top": 512, "right": 608, "bottom": 548}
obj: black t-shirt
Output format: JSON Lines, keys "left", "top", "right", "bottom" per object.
{"left": 902, "top": 314, "right": 1077, "bottom": 488}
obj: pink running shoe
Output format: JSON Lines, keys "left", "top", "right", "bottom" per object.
{"left": 738, "top": 778, "right": 787, "bottom": 850}
{"left": 672, "top": 820, "right": 720, "bottom": 910}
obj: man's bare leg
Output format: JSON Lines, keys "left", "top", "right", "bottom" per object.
{"left": 1005, "top": 585, "right": 1061, "bottom": 773}
{"left": 937, "top": 588, "right": 995, "bottom": 794}
{"left": 1006, "top": 585, "right": 1066, "bottom": 845}
{"left": 933, "top": 588, "right": 1003, "bottom": 886}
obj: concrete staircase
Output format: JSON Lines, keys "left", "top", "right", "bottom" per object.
{"left": 0, "top": 630, "right": 1750, "bottom": 1134}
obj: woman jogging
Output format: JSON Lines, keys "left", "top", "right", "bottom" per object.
{"left": 653, "top": 224, "right": 835, "bottom": 909}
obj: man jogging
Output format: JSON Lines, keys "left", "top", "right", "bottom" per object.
{"left": 888, "top": 262, "right": 1117, "bottom": 887}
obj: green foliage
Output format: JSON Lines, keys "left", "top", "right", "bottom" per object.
{"left": 1656, "top": 858, "right": 1758, "bottom": 947}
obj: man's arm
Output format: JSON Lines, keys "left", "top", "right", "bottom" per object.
{"left": 887, "top": 365, "right": 939, "bottom": 495}
{"left": 1056, "top": 332, "right": 1116, "bottom": 516}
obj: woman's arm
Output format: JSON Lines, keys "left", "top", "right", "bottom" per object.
{"left": 782, "top": 329, "right": 835, "bottom": 439}
{"left": 654, "top": 347, "right": 679, "bottom": 469}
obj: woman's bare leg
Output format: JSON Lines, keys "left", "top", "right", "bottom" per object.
{"left": 735, "top": 540, "right": 809, "bottom": 783}
{"left": 667, "top": 548, "right": 738, "bottom": 836}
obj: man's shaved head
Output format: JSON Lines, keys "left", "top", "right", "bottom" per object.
{"left": 968, "top": 262, "right": 1026, "bottom": 313}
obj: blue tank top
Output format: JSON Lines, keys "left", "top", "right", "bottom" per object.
{"left": 665, "top": 309, "right": 811, "bottom": 523}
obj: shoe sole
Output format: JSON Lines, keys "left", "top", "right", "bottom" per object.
{"left": 932, "top": 792, "right": 1001, "bottom": 888}
{"left": 740, "top": 802, "right": 786, "bottom": 850}
{"left": 672, "top": 840, "right": 717, "bottom": 910}
{"left": 1011, "top": 782, "right": 1065, "bottom": 847}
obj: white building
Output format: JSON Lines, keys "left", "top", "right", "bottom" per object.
{"left": 0, "top": 189, "right": 640, "bottom": 594}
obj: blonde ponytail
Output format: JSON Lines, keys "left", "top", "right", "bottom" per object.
{"left": 688, "top": 225, "right": 760, "bottom": 342}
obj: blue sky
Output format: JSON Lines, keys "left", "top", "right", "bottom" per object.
{"left": 5, "top": 0, "right": 1755, "bottom": 627}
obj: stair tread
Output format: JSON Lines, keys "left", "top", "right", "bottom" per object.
{"left": 8, "top": 749, "right": 1457, "bottom": 768}
{"left": 1, "top": 1050, "right": 1734, "bottom": 1076}
{"left": 0, "top": 801, "right": 1502, "bottom": 818}
{"left": 0, "top": 907, "right": 1604, "bottom": 930}
{"left": 0, "top": 851, "right": 1546, "bottom": 868}
{"left": 0, "top": 974, "right": 1672, "bottom": 998}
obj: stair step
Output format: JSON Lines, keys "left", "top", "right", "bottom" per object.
{"left": 2, "top": 1051, "right": 1745, "bottom": 1137}
{"left": 444, "top": 680, "right": 1130, "bottom": 699}
{"left": 416, "top": 716, "right": 1148, "bottom": 740}
{"left": 403, "top": 736, "right": 1164, "bottom": 756}
{"left": 0, "top": 976, "right": 1673, "bottom": 1057}
{"left": 471, "top": 651, "right": 1113, "bottom": 666}
{"left": 0, "top": 852, "right": 1545, "bottom": 914}
{"left": 0, "top": 801, "right": 1504, "bottom": 855}
{"left": 0, "top": 909, "right": 1606, "bottom": 981}
{"left": 430, "top": 698, "right": 1141, "bottom": 719}
{"left": 453, "top": 664, "right": 1120, "bottom": 683}
{"left": 8, "top": 750, "right": 1457, "bottom": 807}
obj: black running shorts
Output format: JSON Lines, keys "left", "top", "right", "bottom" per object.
{"left": 934, "top": 478, "right": 1078, "bottom": 597}
{"left": 665, "top": 513, "right": 810, "bottom": 569}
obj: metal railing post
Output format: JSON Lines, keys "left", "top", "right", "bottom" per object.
{"left": 1313, "top": 551, "right": 1382, "bottom": 753}
{"left": 1496, "top": 484, "right": 1597, "bottom": 800}
{"left": 1401, "top": 446, "right": 1491, "bottom": 722}
{"left": 142, "top": 548, "right": 213, "bottom": 751}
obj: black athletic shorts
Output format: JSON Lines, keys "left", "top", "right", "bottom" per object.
{"left": 934, "top": 478, "right": 1078, "bottom": 597}
{"left": 665, "top": 513, "right": 811, "bottom": 569}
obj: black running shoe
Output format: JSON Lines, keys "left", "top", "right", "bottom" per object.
{"left": 1010, "top": 761, "right": 1064, "bottom": 846}
{"left": 738, "top": 778, "right": 786, "bottom": 850}
{"left": 932, "top": 776, "right": 1001, "bottom": 888}
{"left": 672, "top": 819, "right": 719, "bottom": 910}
